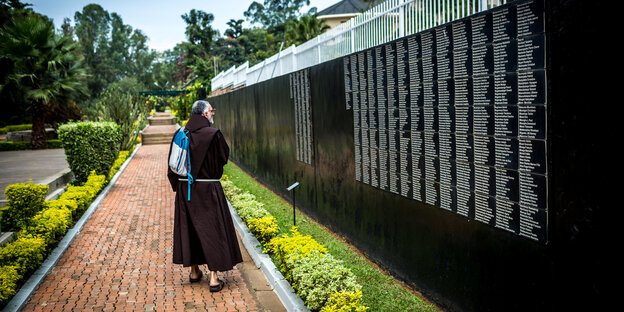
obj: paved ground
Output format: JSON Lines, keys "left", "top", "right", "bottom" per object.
{"left": 21, "top": 144, "right": 285, "bottom": 312}
{"left": 0, "top": 149, "right": 69, "bottom": 201}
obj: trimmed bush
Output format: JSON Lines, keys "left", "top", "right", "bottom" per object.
{"left": 57, "top": 121, "right": 121, "bottom": 183}
{"left": 247, "top": 216, "right": 279, "bottom": 245}
{"left": 0, "top": 265, "right": 22, "bottom": 306}
{"left": 0, "top": 234, "right": 47, "bottom": 275}
{"left": 320, "top": 291, "right": 369, "bottom": 312}
{"left": 290, "top": 250, "right": 362, "bottom": 311}
{"left": 266, "top": 226, "right": 327, "bottom": 280}
{"left": 20, "top": 206, "right": 72, "bottom": 244}
{"left": 46, "top": 198, "right": 78, "bottom": 214}
{"left": 59, "top": 171, "right": 106, "bottom": 215}
{"left": 1, "top": 182, "right": 48, "bottom": 231}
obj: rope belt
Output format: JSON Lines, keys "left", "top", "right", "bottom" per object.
{"left": 179, "top": 178, "right": 220, "bottom": 182}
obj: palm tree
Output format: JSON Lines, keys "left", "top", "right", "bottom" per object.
{"left": 285, "top": 15, "right": 330, "bottom": 46}
{"left": 0, "top": 13, "right": 87, "bottom": 149}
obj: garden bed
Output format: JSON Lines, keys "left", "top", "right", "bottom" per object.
{"left": 0, "top": 145, "right": 137, "bottom": 309}
{"left": 223, "top": 162, "right": 438, "bottom": 312}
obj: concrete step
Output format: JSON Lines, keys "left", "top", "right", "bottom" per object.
{"left": 141, "top": 124, "right": 178, "bottom": 145}
{"left": 149, "top": 117, "right": 176, "bottom": 126}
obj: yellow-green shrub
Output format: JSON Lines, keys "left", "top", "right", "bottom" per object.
{"left": 59, "top": 187, "right": 91, "bottom": 213}
{"left": 320, "top": 291, "right": 369, "bottom": 312}
{"left": 46, "top": 199, "right": 78, "bottom": 214}
{"left": 0, "top": 265, "right": 21, "bottom": 307}
{"left": 84, "top": 171, "right": 106, "bottom": 193}
{"left": 107, "top": 150, "right": 130, "bottom": 180}
{"left": 0, "top": 234, "right": 46, "bottom": 275}
{"left": 289, "top": 250, "right": 362, "bottom": 311}
{"left": 221, "top": 180, "right": 242, "bottom": 199}
{"left": 59, "top": 171, "right": 106, "bottom": 214}
{"left": 247, "top": 216, "right": 279, "bottom": 245}
{"left": 1, "top": 182, "right": 49, "bottom": 231}
{"left": 20, "top": 207, "right": 72, "bottom": 244}
{"left": 266, "top": 226, "right": 327, "bottom": 279}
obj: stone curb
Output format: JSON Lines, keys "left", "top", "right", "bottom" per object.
{"left": 4, "top": 144, "right": 142, "bottom": 312}
{"left": 227, "top": 200, "right": 310, "bottom": 312}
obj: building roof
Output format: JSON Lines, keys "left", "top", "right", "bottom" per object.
{"left": 317, "top": 0, "right": 371, "bottom": 16}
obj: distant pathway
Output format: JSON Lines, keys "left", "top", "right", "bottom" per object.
{"left": 21, "top": 144, "right": 271, "bottom": 311}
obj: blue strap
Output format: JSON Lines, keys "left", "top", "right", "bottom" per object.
{"left": 185, "top": 130, "right": 192, "bottom": 201}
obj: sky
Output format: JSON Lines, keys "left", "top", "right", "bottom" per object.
{"left": 26, "top": 0, "right": 340, "bottom": 52}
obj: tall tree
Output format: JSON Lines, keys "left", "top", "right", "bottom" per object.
{"left": 180, "top": 9, "right": 219, "bottom": 84}
{"left": 0, "top": 13, "right": 87, "bottom": 149}
{"left": 244, "top": 0, "right": 310, "bottom": 31}
{"left": 74, "top": 4, "right": 112, "bottom": 96}
{"left": 224, "top": 19, "right": 244, "bottom": 39}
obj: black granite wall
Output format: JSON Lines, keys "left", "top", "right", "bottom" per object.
{"left": 209, "top": 0, "right": 608, "bottom": 310}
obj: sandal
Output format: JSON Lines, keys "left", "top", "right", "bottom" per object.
{"left": 189, "top": 269, "right": 203, "bottom": 283}
{"left": 209, "top": 278, "right": 225, "bottom": 292}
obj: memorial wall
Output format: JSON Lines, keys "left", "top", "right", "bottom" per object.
{"left": 344, "top": 0, "right": 548, "bottom": 243}
{"left": 210, "top": 0, "right": 608, "bottom": 310}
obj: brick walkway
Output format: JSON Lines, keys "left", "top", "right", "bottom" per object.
{"left": 22, "top": 144, "right": 275, "bottom": 312}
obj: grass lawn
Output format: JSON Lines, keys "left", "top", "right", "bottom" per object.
{"left": 223, "top": 161, "right": 439, "bottom": 312}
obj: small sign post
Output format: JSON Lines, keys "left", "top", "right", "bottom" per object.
{"left": 287, "top": 182, "right": 300, "bottom": 226}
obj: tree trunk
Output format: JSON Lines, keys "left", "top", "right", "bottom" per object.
{"left": 31, "top": 100, "right": 47, "bottom": 150}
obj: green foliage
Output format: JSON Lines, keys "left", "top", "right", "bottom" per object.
{"left": 1, "top": 182, "right": 48, "bottom": 231}
{"left": 290, "top": 250, "right": 362, "bottom": 311}
{"left": 0, "top": 234, "right": 47, "bottom": 276}
{"left": 97, "top": 83, "right": 147, "bottom": 151}
{"left": 247, "top": 216, "right": 279, "bottom": 245}
{"left": 244, "top": 0, "right": 311, "bottom": 30}
{"left": 0, "top": 140, "right": 62, "bottom": 151}
{"left": 57, "top": 121, "right": 121, "bottom": 183}
{"left": 0, "top": 124, "right": 31, "bottom": 134}
{"left": 285, "top": 14, "right": 329, "bottom": 46}
{"left": 107, "top": 150, "right": 130, "bottom": 181}
{"left": 0, "top": 265, "right": 21, "bottom": 307}
{"left": 320, "top": 291, "right": 369, "bottom": 312}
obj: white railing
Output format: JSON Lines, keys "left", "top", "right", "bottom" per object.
{"left": 211, "top": 0, "right": 508, "bottom": 92}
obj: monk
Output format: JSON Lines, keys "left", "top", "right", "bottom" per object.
{"left": 167, "top": 100, "right": 243, "bottom": 292}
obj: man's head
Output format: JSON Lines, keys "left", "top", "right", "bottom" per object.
{"left": 191, "top": 100, "right": 215, "bottom": 124}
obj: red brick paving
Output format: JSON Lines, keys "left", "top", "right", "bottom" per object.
{"left": 22, "top": 144, "right": 260, "bottom": 312}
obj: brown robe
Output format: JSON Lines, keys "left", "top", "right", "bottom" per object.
{"left": 167, "top": 114, "right": 243, "bottom": 271}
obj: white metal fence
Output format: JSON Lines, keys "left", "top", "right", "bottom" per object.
{"left": 211, "top": 0, "right": 509, "bottom": 92}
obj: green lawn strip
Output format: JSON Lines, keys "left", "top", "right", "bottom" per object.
{"left": 223, "top": 162, "right": 438, "bottom": 312}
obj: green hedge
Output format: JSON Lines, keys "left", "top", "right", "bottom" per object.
{"left": 0, "top": 140, "right": 63, "bottom": 151}
{"left": 0, "top": 124, "right": 31, "bottom": 134}
{"left": 1, "top": 182, "right": 49, "bottom": 231}
{"left": 57, "top": 121, "right": 121, "bottom": 183}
